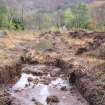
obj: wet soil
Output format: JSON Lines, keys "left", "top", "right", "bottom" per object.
{"left": 1, "top": 31, "right": 105, "bottom": 105}
{"left": 8, "top": 64, "right": 89, "bottom": 105}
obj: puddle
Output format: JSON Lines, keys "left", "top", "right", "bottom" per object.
{"left": 50, "top": 78, "right": 69, "bottom": 89}
{"left": 9, "top": 65, "right": 89, "bottom": 105}
{"left": 12, "top": 73, "right": 37, "bottom": 90}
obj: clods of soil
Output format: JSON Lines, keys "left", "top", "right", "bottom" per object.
{"left": 8, "top": 64, "right": 89, "bottom": 105}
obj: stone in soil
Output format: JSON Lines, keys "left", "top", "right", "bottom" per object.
{"left": 46, "top": 95, "right": 59, "bottom": 104}
{"left": 60, "top": 86, "right": 68, "bottom": 91}
{"left": 25, "top": 84, "right": 29, "bottom": 88}
{"left": 50, "top": 68, "right": 61, "bottom": 77}
{"left": 32, "top": 98, "right": 43, "bottom": 105}
{"left": 32, "top": 78, "right": 39, "bottom": 87}
{"left": 39, "top": 77, "right": 51, "bottom": 85}
{"left": 28, "top": 77, "right": 33, "bottom": 82}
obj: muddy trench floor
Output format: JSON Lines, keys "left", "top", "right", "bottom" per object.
{"left": 5, "top": 64, "right": 89, "bottom": 105}
{"left": 1, "top": 31, "right": 105, "bottom": 105}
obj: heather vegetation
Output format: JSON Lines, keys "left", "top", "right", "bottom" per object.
{"left": 1, "top": 1, "right": 105, "bottom": 105}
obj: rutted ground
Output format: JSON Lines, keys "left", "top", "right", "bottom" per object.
{"left": 9, "top": 64, "right": 88, "bottom": 105}
{"left": 0, "top": 30, "right": 105, "bottom": 105}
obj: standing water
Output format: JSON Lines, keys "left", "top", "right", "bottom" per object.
{"left": 9, "top": 64, "right": 89, "bottom": 105}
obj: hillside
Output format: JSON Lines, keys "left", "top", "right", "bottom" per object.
{"left": 1, "top": 0, "right": 105, "bottom": 29}
{"left": 2, "top": 0, "right": 90, "bottom": 12}
{"left": 0, "top": 0, "right": 93, "bottom": 29}
{"left": 90, "top": 0, "right": 105, "bottom": 24}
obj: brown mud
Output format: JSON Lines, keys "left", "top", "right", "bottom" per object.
{"left": 0, "top": 31, "right": 105, "bottom": 105}
{"left": 9, "top": 64, "right": 89, "bottom": 105}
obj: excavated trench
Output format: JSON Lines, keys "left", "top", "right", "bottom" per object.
{"left": 0, "top": 55, "right": 89, "bottom": 105}
{"left": 2, "top": 31, "right": 101, "bottom": 105}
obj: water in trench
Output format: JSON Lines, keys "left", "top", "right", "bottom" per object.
{"left": 9, "top": 64, "right": 89, "bottom": 105}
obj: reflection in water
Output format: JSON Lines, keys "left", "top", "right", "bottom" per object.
{"left": 13, "top": 73, "right": 35, "bottom": 90}
{"left": 40, "top": 85, "right": 49, "bottom": 105}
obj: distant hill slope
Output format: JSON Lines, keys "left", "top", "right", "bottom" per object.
{"left": 1, "top": 0, "right": 91, "bottom": 12}
{"left": 90, "top": 0, "right": 105, "bottom": 8}
{"left": 90, "top": 0, "right": 105, "bottom": 24}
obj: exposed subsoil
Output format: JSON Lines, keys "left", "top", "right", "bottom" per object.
{"left": 1, "top": 31, "right": 105, "bottom": 105}
{"left": 9, "top": 64, "right": 89, "bottom": 105}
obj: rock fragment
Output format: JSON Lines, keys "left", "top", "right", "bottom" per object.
{"left": 46, "top": 95, "right": 59, "bottom": 104}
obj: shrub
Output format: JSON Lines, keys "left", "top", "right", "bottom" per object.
{"left": 0, "top": 6, "right": 7, "bottom": 28}
{"left": 8, "top": 17, "right": 24, "bottom": 30}
{"left": 64, "top": 3, "right": 91, "bottom": 30}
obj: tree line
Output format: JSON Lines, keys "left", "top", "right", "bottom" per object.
{"left": 0, "top": 3, "right": 104, "bottom": 31}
